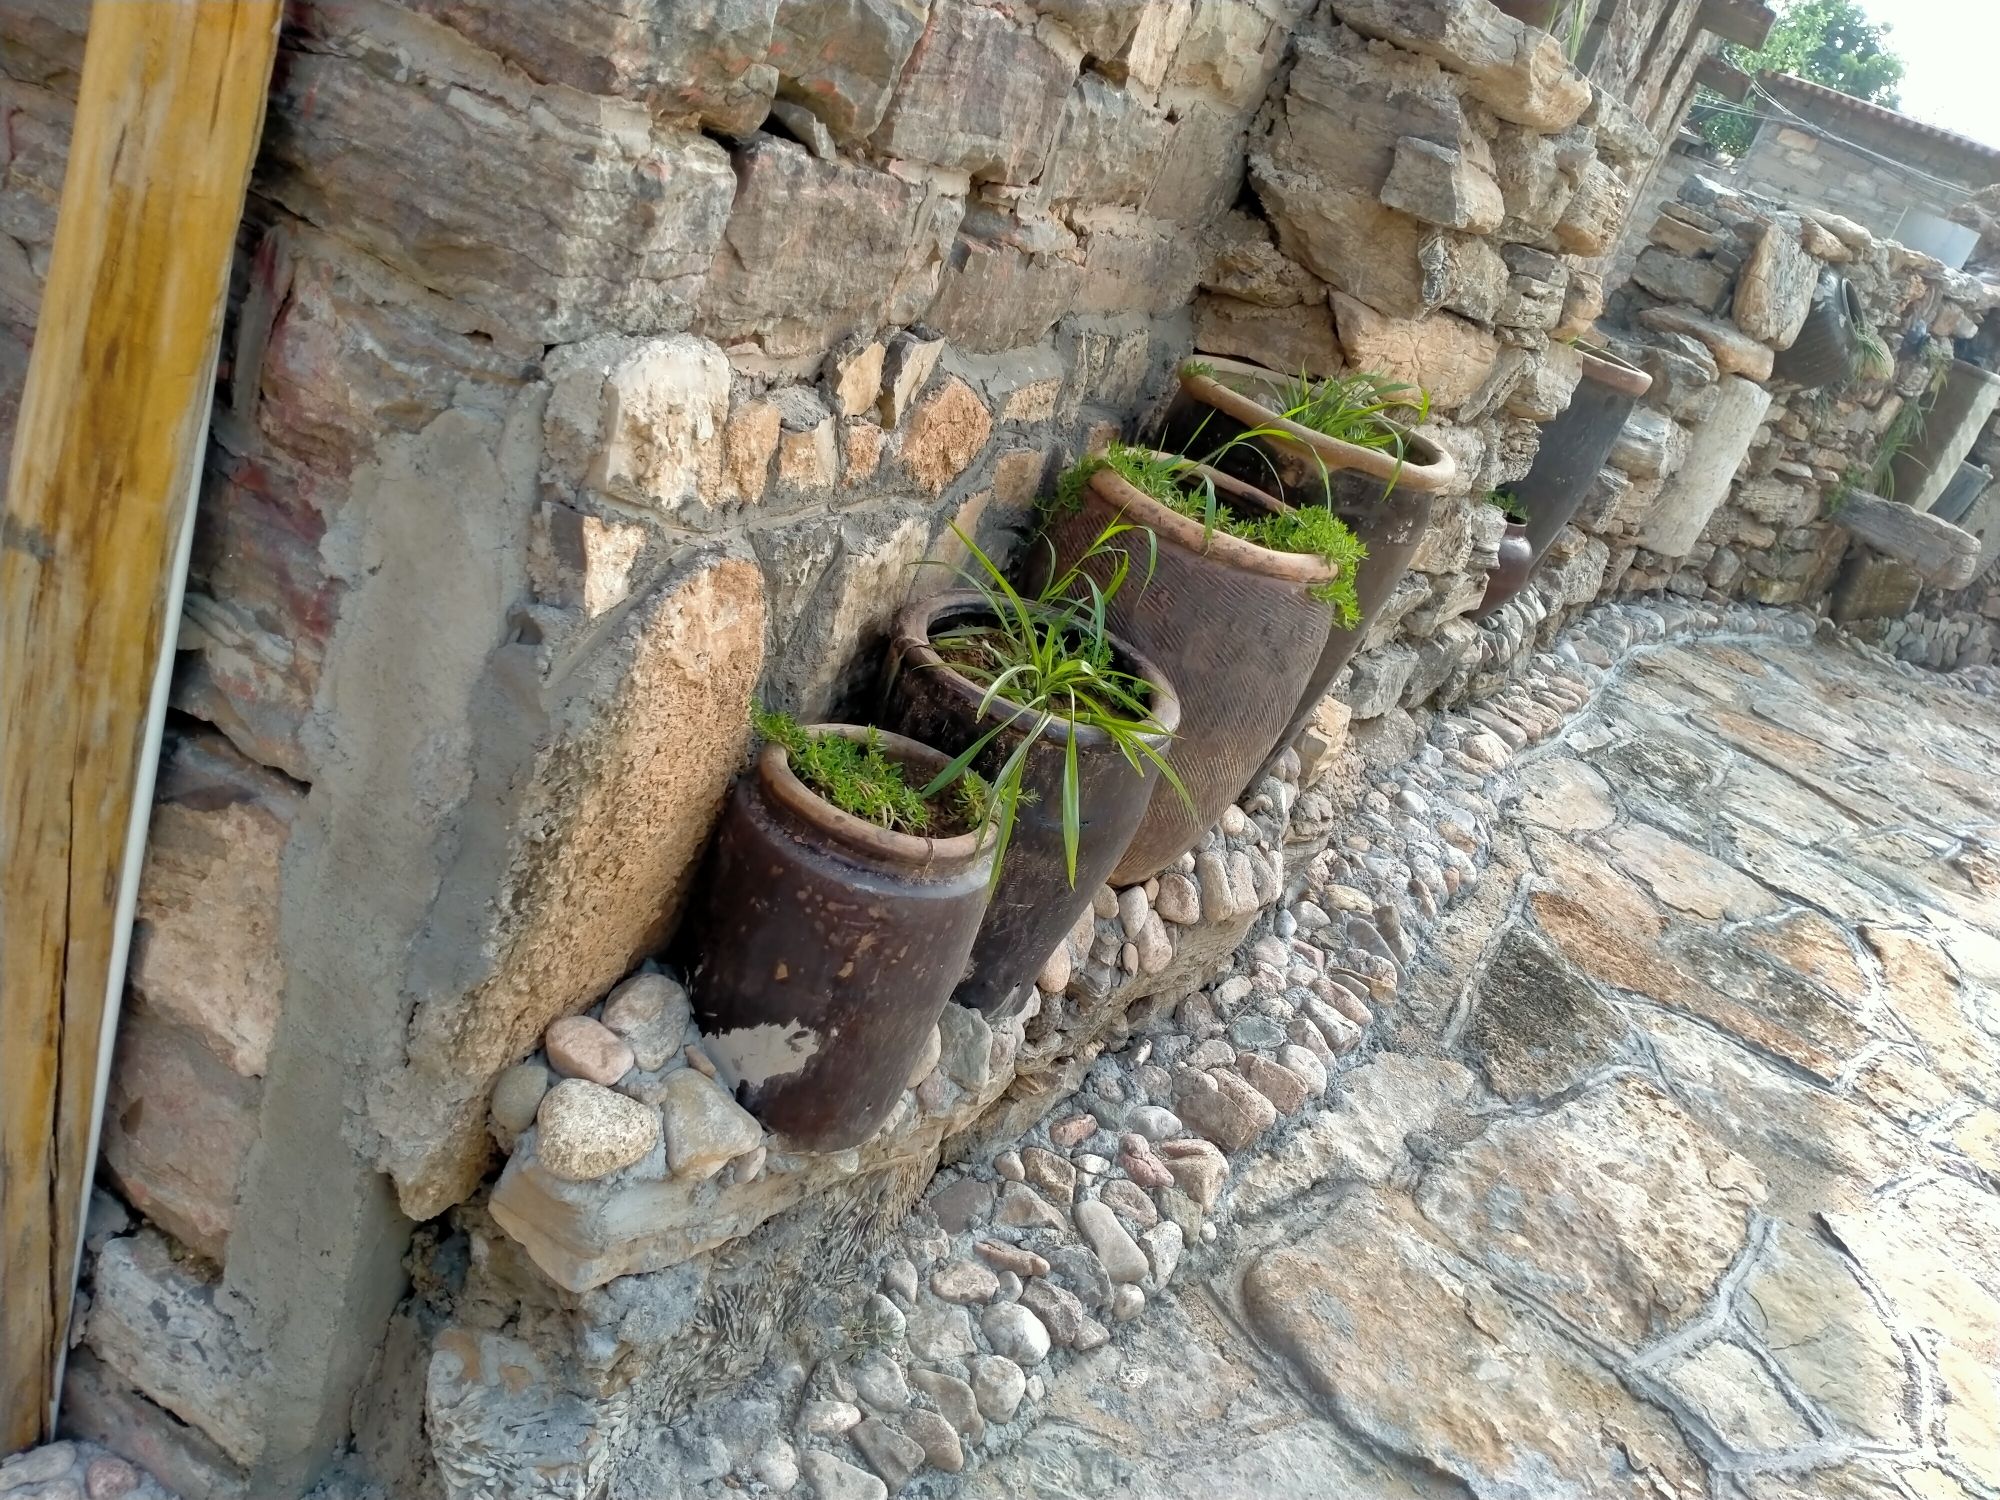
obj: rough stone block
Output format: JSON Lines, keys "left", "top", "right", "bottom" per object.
{"left": 1032, "top": 0, "right": 1140, "bottom": 57}
{"left": 1554, "top": 156, "right": 1629, "bottom": 257}
{"left": 698, "top": 136, "right": 963, "bottom": 362}
{"left": 1346, "top": 644, "right": 1420, "bottom": 719}
{"left": 129, "top": 729, "right": 299, "bottom": 1079}
{"left": 924, "top": 233, "right": 1081, "bottom": 356}
{"left": 1380, "top": 137, "right": 1504, "bottom": 234}
{"left": 260, "top": 9, "right": 735, "bottom": 342}
{"left": 84, "top": 1233, "right": 265, "bottom": 1468}
{"left": 1194, "top": 295, "right": 1343, "bottom": 380}
{"left": 543, "top": 335, "right": 730, "bottom": 514}
{"left": 1733, "top": 220, "right": 1816, "bottom": 350}
{"left": 99, "top": 1008, "right": 260, "bottom": 1265}
{"left": 1504, "top": 342, "right": 1584, "bottom": 423}
{"left": 1638, "top": 377, "right": 1775, "bottom": 557}
{"left": 1200, "top": 213, "right": 1324, "bottom": 308}
{"left": 1608, "top": 407, "right": 1690, "bottom": 481}
{"left": 871, "top": 0, "right": 1073, "bottom": 184}
{"left": 1165, "top": 0, "right": 1305, "bottom": 109}
{"left": 768, "top": 0, "right": 930, "bottom": 142}
{"left": 62, "top": 1351, "right": 251, "bottom": 1500}
{"left": 1035, "top": 74, "right": 1169, "bottom": 210}
{"left": 1072, "top": 219, "right": 1204, "bottom": 319}
{"left": 901, "top": 376, "right": 993, "bottom": 494}
{"left": 1637, "top": 305, "right": 1776, "bottom": 382}
{"left": 1265, "top": 31, "right": 1473, "bottom": 201}
{"left": 1332, "top": 0, "right": 1592, "bottom": 130}
{"left": 404, "top": 0, "right": 778, "bottom": 130}
{"left": 1330, "top": 291, "right": 1502, "bottom": 413}
{"left": 375, "top": 553, "right": 767, "bottom": 1219}
{"left": 1631, "top": 247, "right": 1731, "bottom": 310}
{"left": 1256, "top": 164, "right": 1445, "bottom": 321}
{"left": 1143, "top": 101, "right": 1254, "bottom": 226}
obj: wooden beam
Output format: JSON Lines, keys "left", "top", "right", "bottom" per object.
{"left": 0, "top": 0, "right": 280, "bottom": 1449}
{"left": 1696, "top": 0, "right": 1776, "bottom": 49}
{"left": 1835, "top": 490, "right": 1984, "bottom": 591}
{"left": 1696, "top": 54, "right": 1754, "bottom": 102}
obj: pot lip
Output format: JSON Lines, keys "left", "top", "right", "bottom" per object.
{"left": 890, "top": 591, "right": 1184, "bottom": 750}
{"left": 1176, "top": 357, "right": 1460, "bottom": 494}
{"left": 757, "top": 723, "right": 991, "bottom": 867}
{"left": 1084, "top": 456, "right": 1342, "bottom": 587}
{"left": 1573, "top": 343, "right": 1654, "bottom": 399}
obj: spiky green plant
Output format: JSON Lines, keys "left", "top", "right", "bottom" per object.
{"left": 912, "top": 521, "right": 1188, "bottom": 889}
{"left": 752, "top": 710, "right": 989, "bottom": 835}
{"left": 1851, "top": 324, "right": 1895, "bottom": 385}
{"left": 1484, "top": 488, "right": 1530, "bottom": 524}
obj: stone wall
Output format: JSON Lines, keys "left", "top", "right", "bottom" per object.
{"left": 0, "top": 0, "right": 1882, "bottom": 1495}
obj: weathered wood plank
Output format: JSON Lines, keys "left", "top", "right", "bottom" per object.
{"left": 1696, "top": 0, "right": 1776, "bottom": 49}
{"left": 1835, "top": 490, "right": 1984, "bottom": 591}
{"left": 0, "top": 0, "right": 280, "bottom": 1449}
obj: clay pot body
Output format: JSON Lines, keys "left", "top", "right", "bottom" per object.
{"left": 1477, "top": 346, "right": 1652, "bottom": 617}
{"left": 1481, "top": 522, "right": 1534, "bottom": 614}
{"left": 1262, "top": 470, "right": 1437, "bottom": 774}
{"left": 884, "top": 593, "right": 1180, "bottom": 1017}
{"left": 681, "top": 727, "right": 994, "bottom": 1152}
{"left": 1163, "top": 358, "right": 1458, "bottom": 509}
{"left": 1773, "top": 273, "right": 1863, "bottom": 390}
{"left": 1037, "top": 461, "right": 1338, "bottom": 886}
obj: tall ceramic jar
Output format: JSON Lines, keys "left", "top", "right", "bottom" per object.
{"left": 1036, "top": 457, "right": 1340, "bottom": 886}
{"left": 680, "top": 726, "right": 994, "bottom": 1152}
{"left": 1164, "top": 358, "right": 1457, "bottom": 769}
{"left": 1478, "top": 345, "right": 1652, "bottom": 616}
{"left": 884, "top": 593, "right": 1180, "bottom": 1017}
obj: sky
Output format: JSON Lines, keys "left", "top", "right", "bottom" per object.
{"left": 1860, "top": 1, "right": 2000, "bottom": 149}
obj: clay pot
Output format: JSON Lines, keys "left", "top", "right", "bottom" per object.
{"left": 1260, "top": 472, "right": 1437, "bottom": 778}
{"left": 680, "top": 726, "right": 994, "bottom": 1152}
{"left": 1773, "top": 273, "right": 1864, "bottom": 390}
{"left": 884, "top": 593, "right": 1180, "bottom": 1018}
{"left": 1477, "top": 345, "right": 1652, "bottom": 617}
{"left": 1036, "top": 458, "right": 1339, "bottom": 886}
{"left": 1164, "top": 358, "right": 1458, "bottom": 508}
{"left": 1480, "top": 522, "right": 1534, "bottom": 615}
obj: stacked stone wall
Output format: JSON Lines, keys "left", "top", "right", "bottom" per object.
{"left": 23, "top": 0, "right": 1981, "bottom": 1495}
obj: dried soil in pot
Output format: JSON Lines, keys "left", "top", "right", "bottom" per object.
{"left": 1479, "top": 346, "right": 1651, "bottom": 617}
{"left": 884, "top": 592, "right": 1181, "bottom": 1017}
{"left": 1035, "top": 459, "right": 1338, "bottom": 886}
{"left": 679, "top": 725, "right": 994, "bottom": 1153}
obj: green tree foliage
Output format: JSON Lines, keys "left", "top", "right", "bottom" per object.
{"left": 1693, "top": 0, "right": 1906, "bottom": 155}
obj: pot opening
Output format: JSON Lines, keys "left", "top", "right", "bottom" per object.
{"left": 755, "top": 713, "right": 988, "bottom": 840}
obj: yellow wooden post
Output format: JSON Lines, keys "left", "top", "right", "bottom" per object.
{"left": 0, "top": 0, "right": 280, "bottom": 1448}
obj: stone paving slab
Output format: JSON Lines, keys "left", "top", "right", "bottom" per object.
{"left": 950, "top": 625, "right": 2000, "bottom": 1500}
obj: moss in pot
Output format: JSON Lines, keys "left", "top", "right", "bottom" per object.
{"left": 885, "top": 523, "right": 1183, "bottom": 1016}
{"left": 678, "top": 716, "right": 997, "bottom": 1153}
{"left": 1033, "top": 441, "right": 1354, "bottom": 885}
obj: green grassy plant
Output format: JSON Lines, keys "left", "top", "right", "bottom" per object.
{"left": 753, "top": 710, "right": 989, "bottom": 835}
{"left": 914, "top": 522, "right": 1188, "bottom": 889}
{"left": 1484, "top": 489, "right": 1530, "bottom": 524}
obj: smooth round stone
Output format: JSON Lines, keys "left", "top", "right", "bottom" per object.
{"left": 969, "top": 1355, "right": 1027, "bottom": 1423}
{"left": 536, "top": 1079, "right": 660, "bottom": 1181}
{"left": 1124, "top": 1105, "right": 1182, "bottom": 1142}
{"left": 490, "top": 1061, "right": 551, "bottom": 1144}
{"left": 1111, "top": 1283, "right": 1145, "bottom": 1321}
{"left": 1228, "top": 1015, "right": 1288, "bottom": 1051}
{"left": 981, "top": 1303, "right": 1051, "bottom": 1365}
{"left": 545, "top": 1015, "right": 636, "bottom": 1086}
{"left": 1117, "top": 885, "right": 1151, "bottom": 938}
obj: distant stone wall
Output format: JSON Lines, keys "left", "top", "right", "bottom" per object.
{"left": 0, "top": 0, "right": 1775, "bottom": 1494}
{"left": 1732, "top": 119, "right": 1976, "bottom": 246}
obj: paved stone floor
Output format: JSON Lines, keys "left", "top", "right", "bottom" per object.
{"left": 954, "top": 632, "right": 2000, "bottom": 1500}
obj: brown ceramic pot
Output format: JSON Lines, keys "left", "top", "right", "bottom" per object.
{"left": 1480, "top": 521, "right": 1534, "bottom": 615}
{"left": 884, "top": 593, "right": 1180, "bottom": 1017}
{"left": 1037, "top": 458, "right": 1339, "bottom": 885}
{"left": 681, "top": 726, "right": 994, "bottom": 1152}
{"left": 1477, "top": 345, "right": 1652, "bottom": 617}
{"left": 1164, "top": 358, "right": 1458, "bottom": 507}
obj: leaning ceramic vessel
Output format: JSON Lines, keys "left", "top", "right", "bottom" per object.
{"left": 885, "top": 593, "right": 1180, "bottom": 1018}
{"left": 1036, "top": 456, "right": 1339, "bottom": 886}
{"left": 1163, "top": 359, "right": 1457, "bottom": 771}
{"left": 681, "top": 726, "right": 994, "bottom": 1152}
{"left": 1166, "top": 357, "right": 1457, "bottom": 506}
{"left": 1478, "top": 345, "right": 1652, "bottom": 617}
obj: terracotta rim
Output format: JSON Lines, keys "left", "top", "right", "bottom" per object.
{"left": 1085, "top": 459, "right": 1341, "bottom": 587}
{"left": 1177, "top": 357, "right": 1460, "bottom": 494}
{"left": 758, "top": 724, "right": 991, "bottom": 868}
{"left": 891, "top": 592, "right": 1184, "bottom": 752}
{"left": 1575, "top": 344, "right": 1654, "bottom": 399}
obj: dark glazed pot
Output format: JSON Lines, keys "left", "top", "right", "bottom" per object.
{"left": 1773, "top": 273, "right": 1863, "bottom": 390}
{"left": 1477, "top": 345, "right": 1652, "bottom": 617}
{"left": 1260, "top": 469, "right": 1437, "bottom": 777}
{"left": 1481, "top": 523, "right": 1534, "bottom": 614}
{"left": 884, "top": 593, "right": 1180, "bottom": 1018}
{"left": 681, "top": 726, "right": 994, "bottom": 1152}
{"left": 1037, "top": 459, "right": 1338, "bottom": 886}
